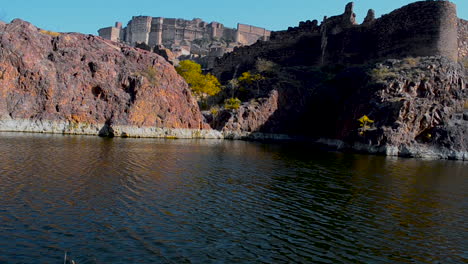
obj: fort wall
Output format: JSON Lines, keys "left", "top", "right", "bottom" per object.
{"left": 126, "top": 16, "right": 152, "bottom": 45}
{"left": 99, "top": 16, "right": 270, "bottom": 51}
{"left": 459, "top": 19, "right": 468, "bottom": 59}
{"left": 213, "top": 1, "right": 462, "bottom": 80}
{"left": 368, "top": 1, "right": 458, "bottom": 62}
{"left": 236, "top": 23, "right": 271, "bottom": 44}
{"left": 97, "top": 27, "right": 123, "bottom": 42}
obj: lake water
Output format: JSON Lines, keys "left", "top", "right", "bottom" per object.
{"left": 0, "top": 133, "right": 466, "bottom": 263}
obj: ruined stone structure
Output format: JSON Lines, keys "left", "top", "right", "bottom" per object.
{"left": 213, "top": 1, "right": 461, "bottom": 80}
{"left": 98, "top": 17, "right": 271, "bottom": 65}
{"left": 97, "top": 22, "right": 124, "bottom": 42}
{"left": 459, "top": 19, "right": 468, "bottom": 59}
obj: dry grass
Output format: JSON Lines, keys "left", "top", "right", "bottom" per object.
{"left": 370, "top": 67, "right": 398, "bottom": 82}
{"left": 464, "top": 99, "right": 468, "bottom": 109}
{"left": 462, "top": 58, "right": 468, "bottom": 69}
{"left": 40, "top": 29, "right": 60, "bottom": 37}
{"left": 140, "top": 66, "right": 159, "bottom": 86}
{"left": 402, "top": 57, "right": 420, "bottom": 68}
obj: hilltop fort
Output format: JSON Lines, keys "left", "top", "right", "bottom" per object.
{"left": 207, "top": 1, "right": 467, "bottom": 160}
{"left": 98, "top": 17, "right": 270, "bottom": 66}
{"left": 213, "top": 1, "right": 468, "bottom": 79}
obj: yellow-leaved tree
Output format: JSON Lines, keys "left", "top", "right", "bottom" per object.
{"left": 176, "top": 60, "right": 221, "bottom": 98}
{"left": 357, "top": 115, "right": 374, "bottom": 135}
{"left": 238, "top": 71, "right": 264, "bottom": 95}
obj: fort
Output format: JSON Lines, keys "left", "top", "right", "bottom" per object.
{"left": 212, "top": 1, "right": 468, "bottom": 80}
{"left": 98, "top": 17, "right": 271, "bottom": 65}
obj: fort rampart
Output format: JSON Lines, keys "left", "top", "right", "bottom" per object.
{"left": 98, "top": 17, "right": 270, "bottom": 48}
{"left": 213, "top": 1, "right": 463, "bottom": 81}
{"left": 459, "top": 19, "right": 468, "bottom": 59}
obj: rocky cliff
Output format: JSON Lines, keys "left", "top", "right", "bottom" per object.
{"left": 205, "top": 1, "right": 468, "bottom": 160}
{"left": 210, "top": 56, "right": 467, "bottom": 160}
{"left": 0, "top": 19, "right": 220, "bottom": 138}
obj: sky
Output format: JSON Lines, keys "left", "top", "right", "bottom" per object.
{"left": 0, "top": 0, "right": 467, "bottom": 35}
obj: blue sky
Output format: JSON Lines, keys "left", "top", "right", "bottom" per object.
{"left": 0, "top": 0, "right": 467, "bottom": 34}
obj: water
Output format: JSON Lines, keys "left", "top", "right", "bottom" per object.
{"left": 0, "top": 133, "right": 466, "bottom": 264}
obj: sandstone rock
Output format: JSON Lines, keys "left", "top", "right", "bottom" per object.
{"left": 153, "top": 45, "right": 177, "bottom": 65}
{"left": 0, "top": 19, "right": 212, "bottom": 137}
{"left": 211, "top": 90, "right": 279, "bottom": 133}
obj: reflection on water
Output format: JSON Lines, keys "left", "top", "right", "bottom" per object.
{"left": 0, "top": 133, "right": 466, "bottom": 263}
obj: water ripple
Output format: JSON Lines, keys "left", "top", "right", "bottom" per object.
{"left": 0, "top": 133, "right": 466, "bottom": 263}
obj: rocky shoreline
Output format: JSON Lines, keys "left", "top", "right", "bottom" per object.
{"left": 0, "top": 118, "right": 222, "bottom": 139}
{"left": 1, "top": 118, "right": 466, "bottom": 161}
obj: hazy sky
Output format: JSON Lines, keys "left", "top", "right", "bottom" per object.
{"left": 1, "top": 0, "right": 467, "bottom": 34}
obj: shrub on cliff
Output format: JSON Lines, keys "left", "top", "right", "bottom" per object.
{"left": 255, "top": 58, "right": 278, "bottom": 74}
{"left": 176, "top": 60, "right": 221, "bottom": 97}
{"left": 224, "top": 97, "right": 241, "bottom": 110}
{"left": 238, "top": 71, "right": 264, "bottom": 96}
{"left": 370, "top": 67, "right": 398, "bottom": 82}
{"left": 358, "top": 115, "right": 375, "bottom": 135}
{"left": 140, "top": 66, "right": 159, "bottom": 85}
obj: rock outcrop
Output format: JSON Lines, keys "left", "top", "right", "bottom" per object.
{"left": 0, "top": 19, "right": 220, "bottom": 138}
{"left": 209, "top": 90, "right": 280, "bottom": 138}
{"left": 206, "top": 1, "right": 467, "bottom": 160}
{"left": 210, "top": 56, "right": 467, "bottom": 160}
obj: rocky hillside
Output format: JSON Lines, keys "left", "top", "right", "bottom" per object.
{"left": 209, "top": 57, "right": 467, "bottom": 160}
{"left": 0, "top": 19, "right": 221, "bottom": 138}
{"left": 205, "top": 1, "right": 467, "bottom": 160}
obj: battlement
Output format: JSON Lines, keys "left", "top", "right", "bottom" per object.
{"left": 213, "top": 1, "right": 462, "bottom": 80}
{"left": 98, "top": 16, "right": 270, "bottom": 53}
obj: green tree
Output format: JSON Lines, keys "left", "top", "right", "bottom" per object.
{"left": 176, "top": 60, "right": 221, "bottom": 97}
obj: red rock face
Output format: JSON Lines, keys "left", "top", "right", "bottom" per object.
{"left": 0, "top": 19, "right": 209, "bottom": 130}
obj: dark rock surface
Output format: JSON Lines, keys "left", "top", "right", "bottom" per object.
{"left": 210, "top": 57, "right": 467, "bottom": 160}
{"left": 212, "top": 1, "right": 459, "bottom": 82}
{"left": 211, "top": 90, "right": 279, "bottom": 134}
{"left": 0, "top": 19, "right": 212, "bottom": 136}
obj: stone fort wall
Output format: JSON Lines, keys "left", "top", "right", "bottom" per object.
{"left": 98, "top": 17, "right": 271, "bottom": 49}
{"left": 97, "top": 22, "right": 124, "bottom": 42}
{"left": 369, "top": 1, "right": 458, "bottom": 62}
{"left": 459, "top": 19, "right": 468, "bottom": 59}
{"left": 237, "top": 24, "right": 270, "bottom": 44}
{"left": 213, "top": 1, "right": 462, "bottom": 81}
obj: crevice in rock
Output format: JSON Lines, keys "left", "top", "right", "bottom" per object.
{"left": 88, "top": 62, "right": 98, "bottom": 77}
{"left": 122, "top": 77, "right": 137, "bottom": 105}
{"left": 47, "top": 53, "right": 55, "bottom": 62}
{"left": 91, "top": 86, "right": 107, "bottom": 101}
